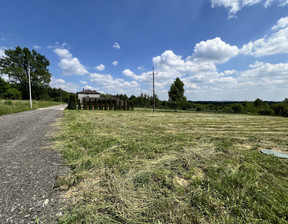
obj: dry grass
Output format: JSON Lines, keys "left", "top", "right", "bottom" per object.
{"left": 54, "top": 110, "right": 288, "bottom": 223}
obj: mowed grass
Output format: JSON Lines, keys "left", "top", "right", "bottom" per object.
{"left": 54, "top": 110, "right": 288, "bottom": 223}
{"left": 0, "top": 99, "right": 63, "bottom": 116}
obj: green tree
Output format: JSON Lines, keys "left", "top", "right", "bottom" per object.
{"left": 0, "top": 46, "right": 51, "bottom": 99}
{"left": 168, "top": 78, "right": 187, "bottom": 111}
{"left": 99, "top": 99, "right": 103, "bottom": 110}
{"left": 0, "top": 77, "right": 10, "bottom": 98}
{"left": 67, "top": 95, "right": 76, "bottom": 110}
{"left": 83, "top": 98, "right": 87, "bottom": 110}
{"left": 77, "top": 99, "right": 81, "bottom": 110}
{"left": 89, "top": 98, "right": 93, "bottom": 110}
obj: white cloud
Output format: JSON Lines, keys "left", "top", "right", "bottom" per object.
{"left": 113, "top": 42, "right": 121, "bottom": 49}
{"left": 54, "top": 48, "right": 89, "bottom": 75}
{"left": 272, "top": 16, "right": 288, "bottom": 31}
{"left": 80, "top": 81, "right": 87, "bottom": 84}
{"left": 50, "top": 78, "right": 79, "bottom": 92}
{"left": 83, "top": 85, "right": 94, "bottom": 90}
{"left": 90, "top": 72, "right": 139, "bottom": 95}
{"left": 95, "top": 64, "right": 105, "bottom": 71}
{"left": 138, "top": 66, "right": 145, "bottom": 71}
{"left": 211, "top": 0, "right": 288, "bottom": 18}
{"left": 192, "top": 37, "right": 239, "bottom": 63}
{"left": 0, "top": 48, "right": 5, "bottom": 58}
{"left": 241, "top": 27, "right": 288, "bottom": 56}
{"left": 33, "top": 45, "right": 41, "bottom": 49}
{"left": 112, "top": 61, "right": 118, "bottom": 66}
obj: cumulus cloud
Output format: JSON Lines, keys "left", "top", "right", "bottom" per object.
{"left": 112, "top": 61, "right": 118, "bottom": 66}
{"left": 54, "top": 48, "right": 88, "bottom": 75}
{"left": 272, "top": 16, "right": 288, "bottom": 31}
{"left": 241, "top": 26, "right": 288, "bottom": 56}
{"left": 90, "top": 72, "right": 139, "bottom": 95}
{"left": 192, "top": 37, "right": 239, "bottom": 63}
{"left": 113, "top": 42, "right": 121, "bottom": 49}
{"left": 50, "top": 78, "right": 79, "bottom": 92}
{"left": 211, "top": 0, "right": 288, "bottom": 18}
{"left": 95, "top": 64, "right": 105, "bottom": 71}
{"left": 80, "top": 81, "right": 87, "bottom": 84}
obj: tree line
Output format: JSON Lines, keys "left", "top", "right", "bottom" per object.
{"left": 0, "top": 46, "right": 74, "bottom": 102}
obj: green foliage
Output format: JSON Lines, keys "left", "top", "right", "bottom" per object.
{"left": 231, "top": 103, "right": 244, "bottom": 113}
{"left": 99, "top": 99, "right": 103, "bottom": 110}
{"left": 104, "top": 99, "right": 108, "bottom": 110}
{"left": 94, "top": 99, "right": 98, "bottom": 110}
{"left": 3, "top": 88, "right": 21, "bottom": 99}
{"left": 109, "top": 99, "right": 113, "bottom": 110}
{"left": 67, "top": 95, "right": 77, "bottom": 110}
{"left": 77, "top": 99, "right": 81, "bottom": 110}
{"left": 83, "top": 98, "right": 87, "bottom": 110}
{"left": 168, "top": 78, "right": 186, "bottom": 102}
{"left": 254, "top": 98, "right": 264, "bottom": 107}
{"left": 272, "top": 103, "right": 288, "bottom": 117}
{"left": 0, "top": 46, "right": 51, "bottom": 99}
{"left": 114, "top": 101, "right": 117, "bottom": 111}
{"left": 89, "top": 99, "right": 92, "bottom": 110}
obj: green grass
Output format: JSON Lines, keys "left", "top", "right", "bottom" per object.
{"left": 0, "top": 99, "right": 64, "bottom": 116}
{"left": 54, "top": 110, "right": 288, "bottom": 223}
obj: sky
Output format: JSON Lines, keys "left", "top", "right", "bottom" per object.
{"left": 0, "top": 0, "right": 288, "bottom": 101}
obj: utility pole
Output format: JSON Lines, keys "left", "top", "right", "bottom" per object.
{"left": 149, "top": 67, "right": 158, "bottom": 112}
{"left": 28, "top": 67, "right": 32, "bottom": 109}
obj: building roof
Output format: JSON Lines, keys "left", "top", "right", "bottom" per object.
{"left": 77, "top": 89, "right": 100, "bottom": 94}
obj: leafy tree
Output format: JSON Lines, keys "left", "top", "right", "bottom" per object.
{"left": 109, "top": 99, "right": 113, "bottom": 110}
{"left": 94, "top": 99, "right": 98, "bottom": 110}
{"left": 4, "top": 88, "right": 21, "bottom": 99}
{"left": 254, "top": 98, "right": 264, "bottom": 107}
{"left": 0, "top": 77, "right": 10, "bottom": 98}
{"left": 168, "top": 78, "right": 187, "bottom": 111}
{"left": 0, "top": 46, "right": 51, "bottom": 99}
{"left": 104, "top": 99, "right": 108, "bottom": 110}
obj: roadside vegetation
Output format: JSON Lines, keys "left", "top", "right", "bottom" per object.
{"left": 0, "top": 99, "right": 63, "bottom": 116}
{"left": 54, "top": 110, "right": 288, "bottom": 223}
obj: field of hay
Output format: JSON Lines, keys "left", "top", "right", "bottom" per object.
{"left": 54, "top": 110, "right": 288, "bottom": 223}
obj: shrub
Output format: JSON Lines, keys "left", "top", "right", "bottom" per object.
{"left": 77, "top": 99, "right": 81, "bottom": 110}
{"left": 104, "top": 99, "right": 108, "bottom": 110}
{"left": 4, "top": 88, "right": 21, "bottom": 99}
{"left": 67, "top": 95, "right": 77, "bottom": 110}
{"left": 231, "top": 104, "right": 244, "bottom": 113}
{"left": 94, "top": 100, "right": 98, "bottom": 110}
{"left": 259, "top": 108, "right": 274, "bottom": 116}
{"left": 89, "top": 99, "right": 92, "bottom": 110}
{"left": 4, "top": 100, "right": 13, "bottom": 105}
{"left": 272, "top": 103, "right": 288, "bottom": 117}
{"left": 83, "top": 98, "right": 87, "bottom": 110}
{"left": 114, "top": 101, "right": 117, "bottom": 111}
{"left": 99, "top": 100, "right": 103, "bottom": 110}
{"left": 109, "top": 99, "right": 113, "bottom": 110}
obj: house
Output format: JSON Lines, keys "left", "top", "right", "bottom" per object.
{"left": 77, "top": 89, "right": 101, "bottom": 101}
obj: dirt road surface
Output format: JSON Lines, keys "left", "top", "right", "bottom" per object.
{"left": 0, "top": 104, "right": 68, "bottom": 224}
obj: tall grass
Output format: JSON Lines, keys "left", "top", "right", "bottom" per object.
{"left": 0, "top": 99, "right": 64, "bottom": 116}
{"left": 54, "top": 110, "right": 288, "bottom": 223}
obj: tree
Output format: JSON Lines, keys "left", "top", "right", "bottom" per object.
{"left": 67, "top": 95, "right": 76, "bottom": 110}
{"left": 89, "top": 98, "right": 93, "bottom": 110}
{"left": 0, "top": 46, "right": 51, "bottom": 99}
{"left": 77, "top": 99, "right": 81, "bottom": 110}
{"left": 168, "top": 78, "right": 187, "bottom": 111}
{"left": 83, "top": 98, "right": 87, "bottom": 110}
{"left": 168, "top": 78, "right": 187, "bottom": 102}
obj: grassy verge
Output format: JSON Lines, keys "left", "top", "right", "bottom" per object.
{"left": 0, "top": 99, "right": 64, "bottom": 116}
{"left": 54, "top": 110, "right": 288, "bottom": 223}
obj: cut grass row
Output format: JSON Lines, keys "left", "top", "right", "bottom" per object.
{"left": 0, "top": 99, "right": 64, "bottom": 116}
{"left": 54, "top": 110, "right": 288, "bottom": 223}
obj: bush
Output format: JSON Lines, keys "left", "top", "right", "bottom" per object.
{"left": 94, "top": 100, "right": 98, "bottom": 110}
{"left": 109, "top": 99, "right": 113, "bottom": 110}
{"left": 272, "top": 103, "right": 288, "bottom": 117}
{"left": 259, "top": 108, "right": 274, "bottom": 116}
{"left": 89, "top": 99, "right": 92, "bottom": 110}
{"left": 77, "top": 99, "right": 81, "bottom": 110}
{"left": 4, "top": 88, "right": 21, "bottom": 99}
{"left": 83, "top": 98, "right": 87, "bottom": 110}
{"left": 231, "top": 104, "right": 244, "bottom": 113}
{"left": 104, "top": 99, "right": 108, "bottom": 110}
{"left": 99, "top": 100, "right": 103, "bottom": 110}
{"left": 67, "top": 95, "right": 77, "bottom": 110}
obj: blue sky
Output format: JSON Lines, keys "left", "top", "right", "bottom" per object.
{"left": 0, "top": 0, "right": 288, "bottom": 101}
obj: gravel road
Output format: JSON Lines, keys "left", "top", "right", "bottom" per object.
{"left": 0, "top": 104, "right": 68, "bottom": 224}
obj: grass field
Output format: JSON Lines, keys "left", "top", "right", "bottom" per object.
{"left": 54, "top": 110, "right": 288, "bottom": 223}
{"left": 0, "top": 99, "right": 64, "bottom": 116}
